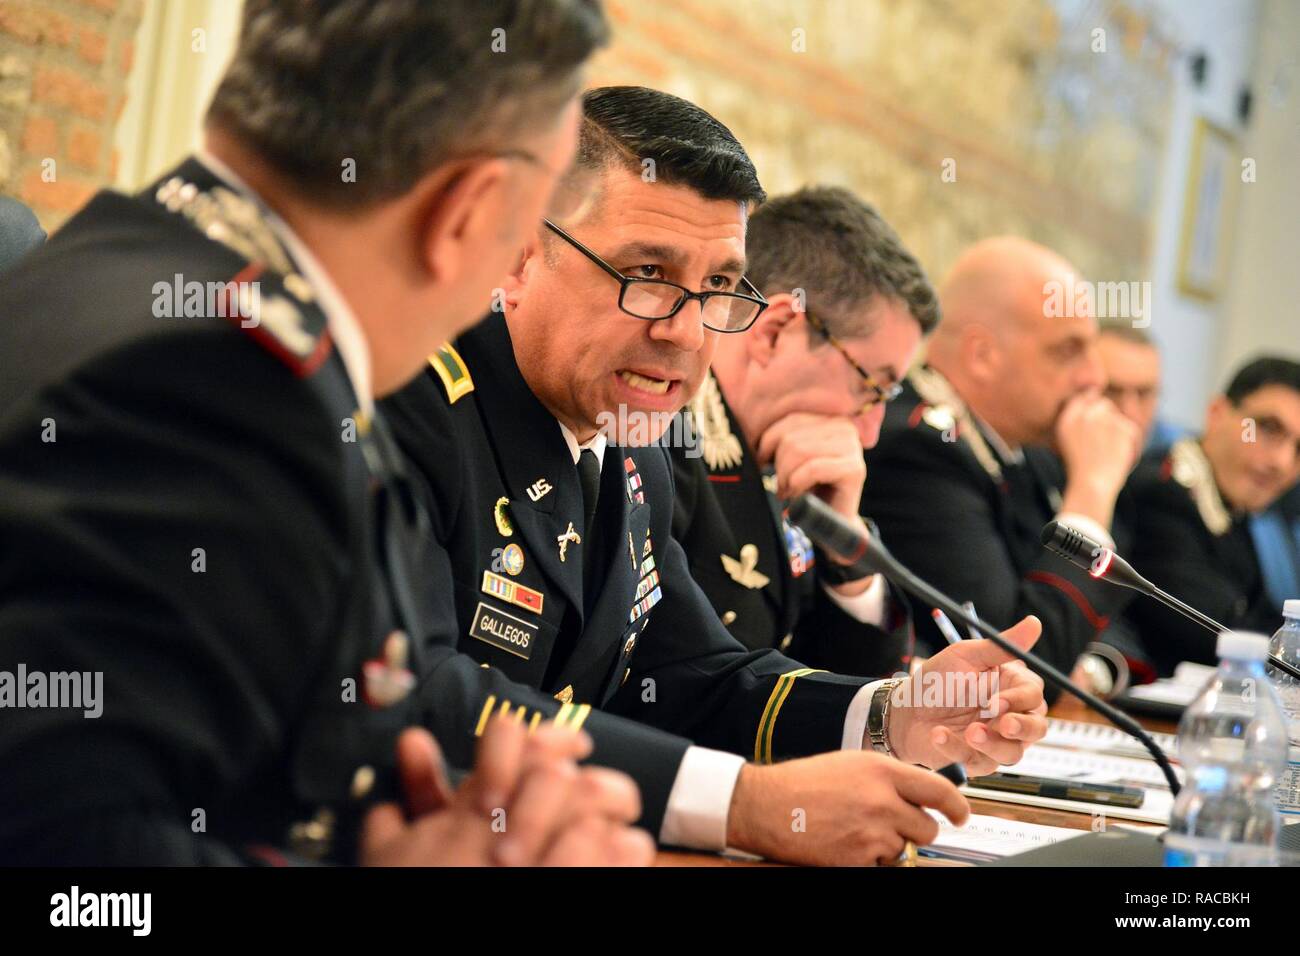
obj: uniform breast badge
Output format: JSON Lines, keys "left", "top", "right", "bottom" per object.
{"left": 500, "top": 542, "right": 525, "bottom": 576}
{"left": 557, "top": 522, "right": 582, "bottom": 562}
{"left": 721, "top": 543, "right": 770, "bottom": 589}
{"left": 493, "top": 496, "right": 514, "bottom": 536}
{"left": 482, "top": 569, "right": 543, "bottom": 614}
{"left": 782, "top": 520, "right": 815, "bottom": 578}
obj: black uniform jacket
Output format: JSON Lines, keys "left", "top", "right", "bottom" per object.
{"left": 664, "top": 371, "right": 913, "bottom": 676}
{"left": 382, "top": 315, "right": 872, "bottom": 835}
{"left": 861, "top": 369, "right": 1132, "bottom": 698}
{"left": 0, "top": 159, "right": 443, "bottom": 864}
{"left": 1125, "top": 438, "right": 1283, "bottom": 675}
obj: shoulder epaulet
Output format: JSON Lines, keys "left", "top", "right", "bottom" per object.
{"left": 908, "top": 365, "right": 1002, "bottom": 481}
{"left": 429, "top": 342, "right": 475, "bottom": 404}
{"left": 153, "top": 174, "right": 331, "bottom": 377}
{"left": 1168, "top": 436, "right": 1231, "bottom": 535}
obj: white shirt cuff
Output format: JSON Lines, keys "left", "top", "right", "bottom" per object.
{"left": 658, "top": 746, "right": 746, "bottom": 851}
{"left": 842, "top": 678, "right": 888, "bottom": 751}
{"left": 821, "top": 573, "right": 887, "bottom": 625}
{"left": 1055, "top": 512, "right": 1115, "bottom": 551}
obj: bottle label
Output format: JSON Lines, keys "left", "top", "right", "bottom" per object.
{"left": 1277, "top": 748, "right": 1300, "bottom": 816}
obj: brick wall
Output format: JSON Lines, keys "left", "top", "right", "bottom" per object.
{"left": 0, "top": 0, "right": 144, "bottom": 231}
{"left": 587, "top": 0, "right": 1176, "bottom": 285}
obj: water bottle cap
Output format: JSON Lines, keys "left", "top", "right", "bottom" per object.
{"left": 1216, "top": 630, "right": 1270, "bottom": 661}
{"left": 1283, "top": 599, "right": 1300, "bottom": 619}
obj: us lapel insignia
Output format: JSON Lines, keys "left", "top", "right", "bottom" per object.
{"left": 500, "top": 542, "right": 525, "bottom": 576}
{"left": 721, "top": 543, "right": 770, "bottom": 589}
{"left": 557, "top": 522, "right": 582, "bottom": 562}
{"left": 526, "top": 478, "right": 553, "bottom": 502}
{"left": 493, "top": 496, "right": 514, "bottom": 536}
{"left": 482, "top": 570, "right": 544, "bottom": 615}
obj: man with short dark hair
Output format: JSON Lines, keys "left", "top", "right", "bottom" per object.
{"left": 667, "top": 185, "right": 938, "bottom": 676}
{"left": 384, "top": 87, "right": 1049, "bottom": 866}
{"left": 1126, "top": 357, "right": 1300, "bottom": 673}
{"left": 0, "top": 0, "right": 652, "bottom": 866}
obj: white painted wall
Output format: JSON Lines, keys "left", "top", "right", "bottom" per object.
{"left": 1216, "top": 0, "right": 1300, "bottom": 383}
{"left": 1144, "top": 0, "right": 1264, "bottom": 429}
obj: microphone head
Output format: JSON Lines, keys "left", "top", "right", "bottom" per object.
{"left": 1041, "top": 520, "right": 1091, "bottom": 570}
{"left": 1040, "top": 521, "right": 1150, "bottom": 593}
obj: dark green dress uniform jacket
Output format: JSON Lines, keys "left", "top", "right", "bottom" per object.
{"left": 663, "top": 372, "right": 913, "bottom": 676}
{"left": 382, "top": 315, "right": 873, "bottom": 835}
{"left": 0, "top": 159, "right": 445, "bottom": 865}
{"left": 1125, "top": 439, "right": 1283, "bottom": 675}
{"left": 861, "top": 371, "right": 1133, "bottom": 700}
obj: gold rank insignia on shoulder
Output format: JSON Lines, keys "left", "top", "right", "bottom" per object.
{"left": 429, "top": 342, "right": 474, "bottom": 404}
{"left": 493, "top": 496, "right": 514, "bottom": 536}
{"left": 722, "top": 543, "right": 770, "bottom": 589}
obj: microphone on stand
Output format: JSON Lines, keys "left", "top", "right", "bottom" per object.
{"left": 1040, "top": 521, "right": 1300, "bottom": 683}
{"left": 786, "top": 494, "right": 1182, "bottom": 794}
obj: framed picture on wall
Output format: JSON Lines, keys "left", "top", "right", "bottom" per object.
{"left": 1176, "top": 117, "right": 1239, "bottom": 301}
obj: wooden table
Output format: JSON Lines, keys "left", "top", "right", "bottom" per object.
{"left": 655, "top": 695, "right": 1177, "bottom": 866}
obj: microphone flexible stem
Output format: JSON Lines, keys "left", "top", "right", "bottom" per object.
{"left": 879, "top": 553, "right": 1184, "bottom": 795}
{"left": 1151, "top": 588, "right": 1228, "bottom": 635}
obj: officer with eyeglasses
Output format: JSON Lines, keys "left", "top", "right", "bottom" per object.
{"left": 659, "top": 185, "right": 937, "bottom": 678}
{"left": 382, "top": 86, "right": 1051, "bottom": 866}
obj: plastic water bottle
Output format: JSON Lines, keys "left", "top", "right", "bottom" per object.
{"left": 1266, "top": 600, "right": 1300, "bottom": 817}
{"left": 1165, "top": 631, "right": 1290, "bottom": 866}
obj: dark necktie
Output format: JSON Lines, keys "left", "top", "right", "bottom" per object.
{"left": 577, "top": 448, "right": 602, "bottom": 605}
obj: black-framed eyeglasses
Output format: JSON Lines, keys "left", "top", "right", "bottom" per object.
{"left": 542, "top": 219, "right": 768, "bottom": 333}
{"left": 803, "top": 309, "right": 904, "bottom": 411}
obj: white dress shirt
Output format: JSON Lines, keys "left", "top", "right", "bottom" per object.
{"left": 557, "top": 423, "right": 885, "bottom": 850}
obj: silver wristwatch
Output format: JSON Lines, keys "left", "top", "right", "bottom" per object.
{"left": 867, "top": 678, "right": 904, "bottom": 755}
